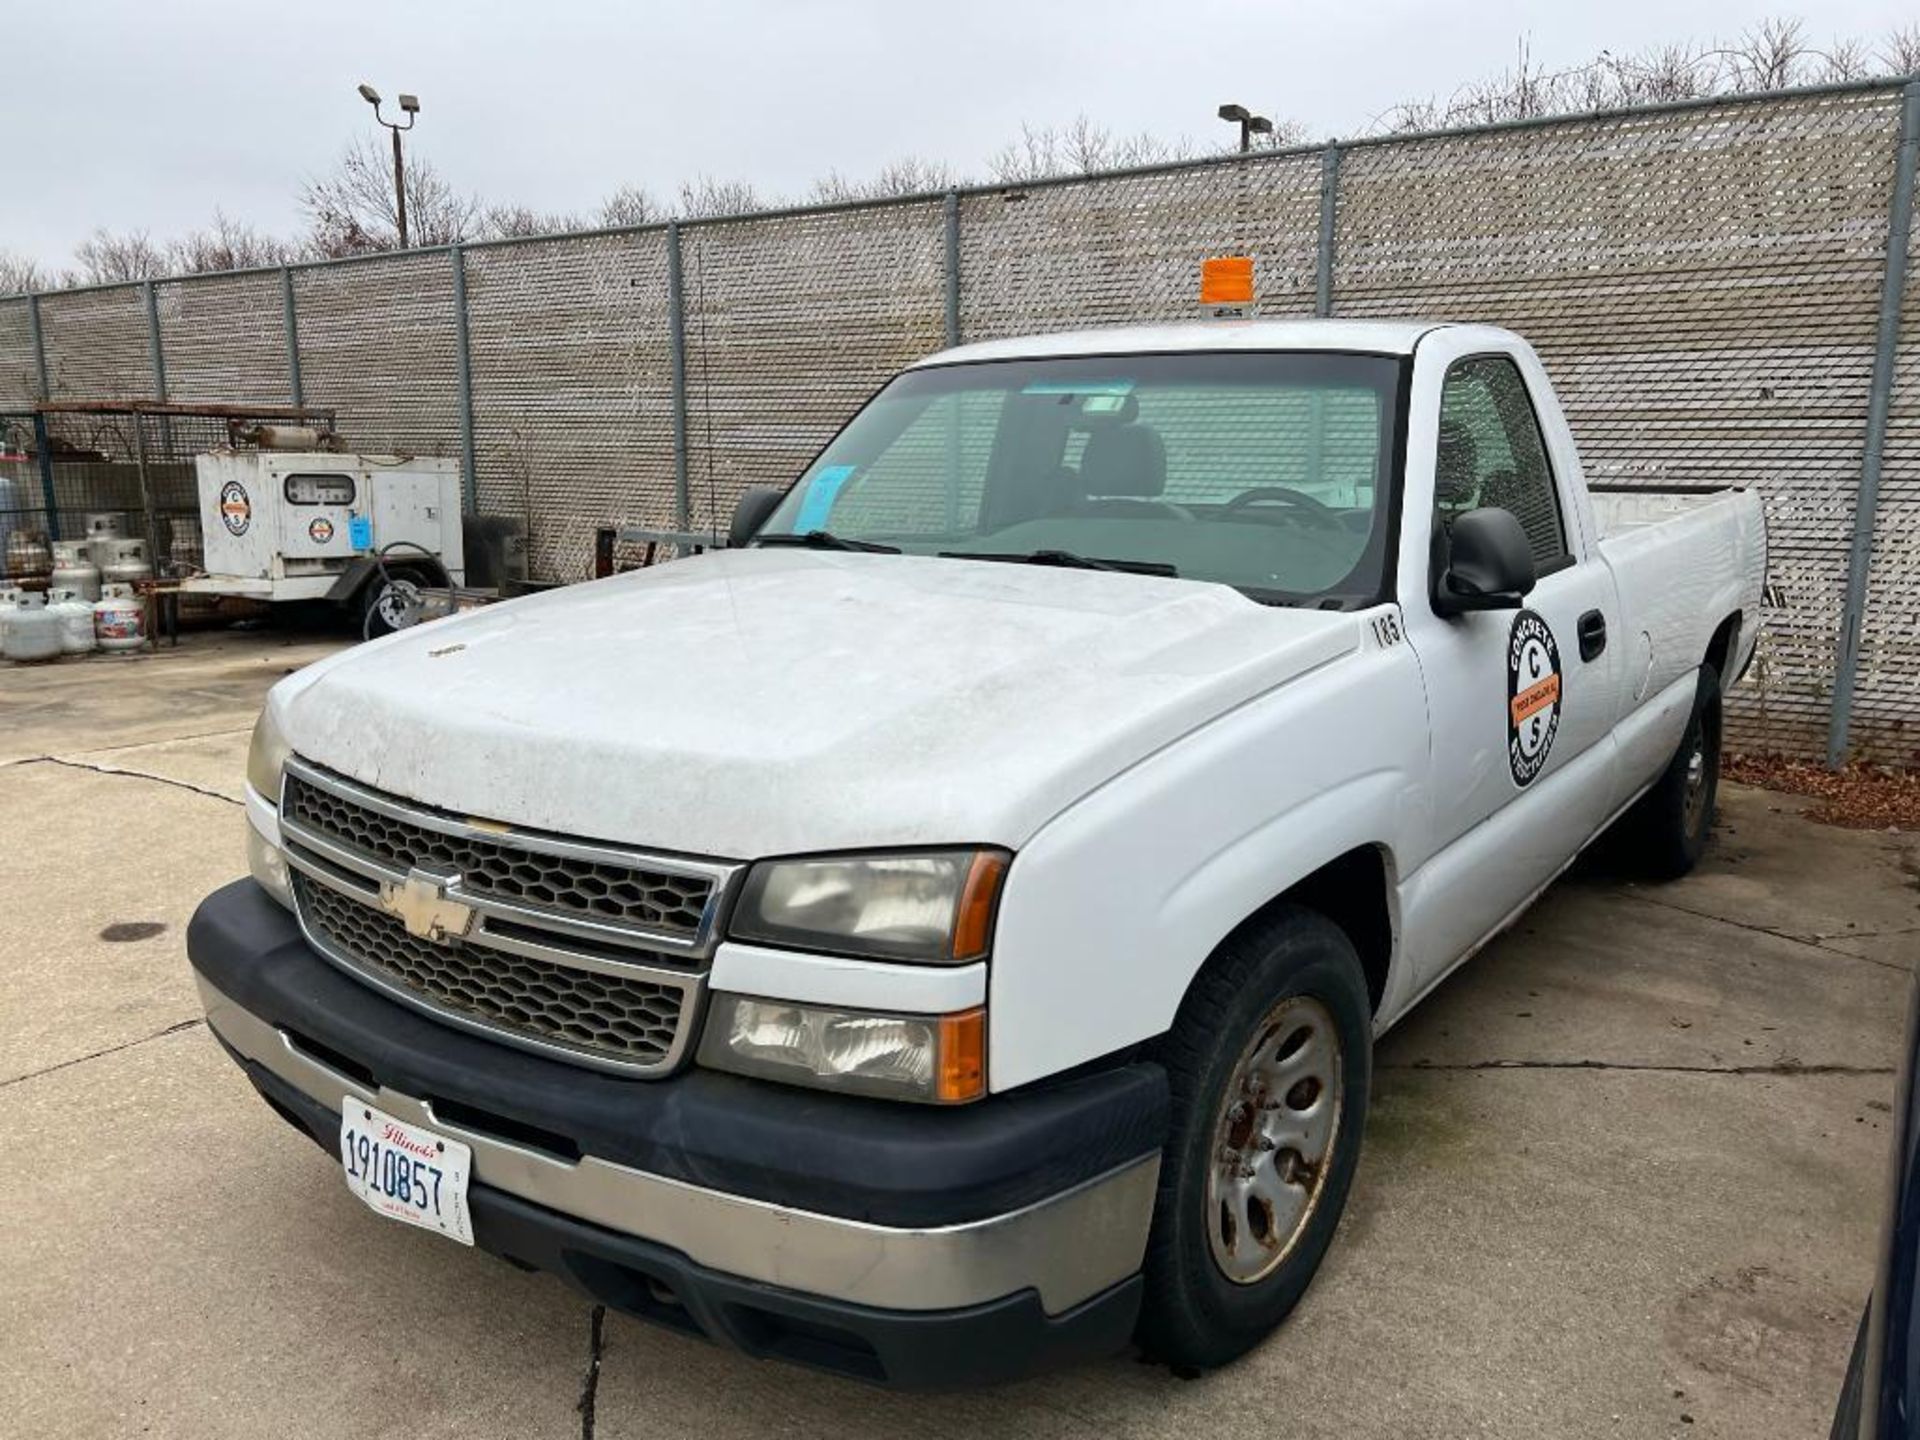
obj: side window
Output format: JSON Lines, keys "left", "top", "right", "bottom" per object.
{"left": 1435, "top": 357, "right": 1568, "bottom": 571}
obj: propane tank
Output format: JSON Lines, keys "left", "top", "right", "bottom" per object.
{"left": 168, "top": 514, "right": 204, "bottom": 574}
{"left": 50, "top": 540, "right": 102, "bottom": 601}
{"left": 93, "top": 583, "right": 145, "bottom": 653}
{"left": 0, "top": 586, "right": 20, "bottom": 654}
{"left": 4, "top": 591, "right": 61, "bottom": 663}
{"left": 5, "top": 528, "right": 52, "bottom": 583}
{"left": 83, "top": 513, "right": 125, "bottom": 570}
{"left": 101, "top": 538, "right": 152, "bottom": 588}
{"left": 46, "top": 586, "right": 96, "bottom": 655}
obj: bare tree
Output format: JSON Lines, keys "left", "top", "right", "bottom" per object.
{"left": 1880, "top": 23, "right": 1920, "bottom": 76}
{"left": 811, "top": 156, "right": 957, "bottom": 204}
{"left": 675, "top": 176, "right": 767, "bottom": 218}
{"left": 165, "top": 209, "right": 296, "bottom": 274}
{"left": 71, "top": 228, "right": 168, "bottom": 283}
{"left": 0, "top": 249, "right": 45, "bottom": 295}
{"left": 1720, "top": 17, "right": 1808, "bottom": 90}
{"left": 479, "top": 203, "right": 585, "bottom": 240}
{"left": 299, "top": 136, "right": 485, "bottom": 256}
{"left": 987, "top": 116, "right": 1206, "bottom": 184}
{"left": 598, "top": 184, "right": 663, "bottom": 228}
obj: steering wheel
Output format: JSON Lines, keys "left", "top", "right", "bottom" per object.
{"left": 1220, "top": 486, "right": 1344, "bottom": 529}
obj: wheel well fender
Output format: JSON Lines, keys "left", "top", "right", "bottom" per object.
{"left": 1214, "top": 845, "right": 1397, "bottom": 1016}
{"left": 1705, "top": 611, "right": 1742, "bottom": 684}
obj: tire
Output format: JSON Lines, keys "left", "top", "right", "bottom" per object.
{"left": 357, "top": 570, "right": 424, "bottom": 640}
{"left": 1626, "top": 664, "right": 1723, "bottom": 881}
{"left": 1137, "top": 905, "right": 1372, "bottom": 1372}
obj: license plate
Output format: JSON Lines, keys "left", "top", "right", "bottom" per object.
{"left": 339, "top": 1102, "right": 473, "bottom": 1246}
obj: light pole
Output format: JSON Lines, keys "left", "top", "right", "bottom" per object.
{"left": 358, "top": 83, "right": 421, "bottom": 247}
{"left": 1217, "top": 103, "right": 1274, "bottom": 154}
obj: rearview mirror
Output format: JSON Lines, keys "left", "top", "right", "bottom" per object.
{"left": 1433, "top": 506, "right": 1536, "bottom": 617}
{"left": 728, "top": 487, "right": 786, "bottom": 549}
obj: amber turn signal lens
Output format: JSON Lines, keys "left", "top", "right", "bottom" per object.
{"left": 951, "top": 850, "right": 1009, "bottom": 960}
{"left": 1199, "top": 254, "right": 1256, "bottom": 305}
{"left": 937, "top": 1008, "right": 987, "bottom": 1102}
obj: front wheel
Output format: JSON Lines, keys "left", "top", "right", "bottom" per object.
{"left": 1137, "top": 905, "right": 1372, "bottom": 1371}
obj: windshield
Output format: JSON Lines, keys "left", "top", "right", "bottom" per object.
{"left": 757, "top": 351, "right": 1406, "bottom": 607}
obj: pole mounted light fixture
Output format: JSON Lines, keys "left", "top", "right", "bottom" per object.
{"left": 358, "top": 81, "right": 420, "bottom": 248}
{"left": 1217, "top": 102, "right": 1274, "bottom": 153}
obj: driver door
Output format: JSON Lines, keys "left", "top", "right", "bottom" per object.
{"left": 1402, "top": 352, "right": 1621, "bottom": 986}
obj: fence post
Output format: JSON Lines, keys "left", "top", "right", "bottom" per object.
{"left": 666, "top": 220, "right": 691, "bottom": 531}
{"left": 1316, "top": 143, "right": 1341, "bottom": 318}
{"left": 27, "top": 292, "right": 49, "bottom": 400}
{"left": 450, "top": 245, "right": 479, "bottom": 517}
{"left": 31, "top": 412, "right": 59, "bottom": 542}
{"left": 943, "top": 190, "right": 962, "bottom": 346}
{"left": 1826, "top": 78, "right": 1920, "bottom": 767}
{"left": 280, "top": 266, "right": 304, "bottom": 408}
{"left": 143, "top": 280, "right": 167, "bottom": 401}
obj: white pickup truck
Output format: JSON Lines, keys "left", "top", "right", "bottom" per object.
{"left": 188, "top": 318, "right": 1765, "bottom": 1387}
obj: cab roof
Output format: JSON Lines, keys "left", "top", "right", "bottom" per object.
{"left": 911, "top": 319, "right": 1461, "bottom": 369}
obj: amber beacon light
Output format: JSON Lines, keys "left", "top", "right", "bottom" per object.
{"left": 1200, "top": 255, "right": 1256, "bottom": 317}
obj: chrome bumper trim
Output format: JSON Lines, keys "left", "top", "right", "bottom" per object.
{"left": 198, "top": 974, "right": 1158, "bottom": 1314}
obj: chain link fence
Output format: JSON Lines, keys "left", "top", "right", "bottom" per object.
{"left": 1, "top": 78, "right": 1916, "bottom": 763}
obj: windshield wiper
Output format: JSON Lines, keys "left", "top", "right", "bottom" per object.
{"left": 939, "top": 549, "right": 1178, "bottom": 578}
{"left": 756, "top": 530, "right": 900, "bottom": 554}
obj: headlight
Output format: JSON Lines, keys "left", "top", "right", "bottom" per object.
{"left": 698, "top": 993, "right": 985, "bottom": 1103}
{"left": 246, "top": 704, "right": 292, "bottom": 802}
{"left": 729, "top": 849, "right": 1009, "bottom": 963}
{"left": 247, "top": 824, "right": 295, "bottom": 911}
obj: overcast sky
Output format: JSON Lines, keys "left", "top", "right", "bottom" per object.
{"left": 5, "top": 0, "right": 1914, "bottom": 270}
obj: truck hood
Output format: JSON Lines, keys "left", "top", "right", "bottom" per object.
{"left": 275, "top": 550, "right": 1359, "bottom": 857}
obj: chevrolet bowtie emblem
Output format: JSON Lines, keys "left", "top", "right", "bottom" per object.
{"left": 379, "top": 868, "right": 475, "bottom": 944}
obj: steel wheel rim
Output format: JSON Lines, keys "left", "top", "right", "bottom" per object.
{"left": 1204, "top": 994, "right": 1343, "bottom": 1285}
{"left": 1682, "top": 717, "right": 1711, "bottom": 832}
{"left": 375, "top": 580, "right": 420, "bottom": 629}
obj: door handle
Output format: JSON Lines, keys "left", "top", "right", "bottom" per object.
{"left": 1577, "top": 609, "right": 1607, "bottom": 662}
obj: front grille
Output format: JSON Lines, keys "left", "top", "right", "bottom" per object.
{"left": 282, "top": 771, "right": 714, "bottom": 943}
{"left": 295, "top": 873, "right": 691, "bottom": 1069}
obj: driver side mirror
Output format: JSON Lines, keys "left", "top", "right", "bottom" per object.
{"left": 1433, "top": 506, "right": 1536, "bottom": 617}
{"left": 728, "top": 487, "right": 786, "bottom": 549}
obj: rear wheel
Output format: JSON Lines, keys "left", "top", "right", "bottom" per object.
{"left": 357, "top": 568, "right": 425, "bottom": 639}
{"left": 1137, "top": 906, "right": 1372, "bottom": 1371}
{"left": 1626, "top": 664, "right": 1722, "bottom": 881}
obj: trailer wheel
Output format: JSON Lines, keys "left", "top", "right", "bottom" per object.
{"left": 1625, "top": 664, "right": 1722, "bottom": 881}
{"left": 1137, "top": 905, "right": 1371, "bottom": 1372}
{"left": 357, "top": 569, "right": 425, "bottom": 639}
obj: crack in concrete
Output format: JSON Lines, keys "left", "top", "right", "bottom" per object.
{"left": 68, "top": 724, "right": 255, "bottom": 759}
{"left": 576, "top": 1304, "right": 606, "bottom": 1440}
{"left": 1, "top": 1018, "right": 206, "bottom": 1089}
{"left": 1618, "top": 889, "right": 1913, "bottom": 974}
{"left": 1385, "top": 1058, "right": 1894, "bottom": 1077}
{"left": 19, "top": 755, "right": 242, "bottom": 807}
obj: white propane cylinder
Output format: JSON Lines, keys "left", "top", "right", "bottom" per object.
{"left": 50, "top": 540, "right": 102, "bottom": 601}
{"left": 93, "top": 584, "right": 145, "bottom": 653}
{"left": 101, "top": 538, "right": 152, "bottom": 587}
{"left": 47, "top": 586, "right": 96, "bottom": 655}
{"left": 0, "top": 586, "right": 21, "bottom": 655}
{"left": 4, "top": 592, "right": 61, "bottom": 663}
{"left": 82, "top": 513, "right": 125, "bottom": 570}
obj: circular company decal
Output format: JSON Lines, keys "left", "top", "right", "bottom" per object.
{"left": 308, "top": 516, "right": 335, "bottom": 544}
{"left": 1507, "top": 609, "right": 1562, "bottom": 788}
{"left": 219, "top": 480, "right": 251, "bottom": 536}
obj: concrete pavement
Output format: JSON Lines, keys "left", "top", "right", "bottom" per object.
{"left": 1, "top": 631, "right": 1913, "bottom": 1439}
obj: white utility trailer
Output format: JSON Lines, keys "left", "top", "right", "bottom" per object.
{"left": 182, "top": 451, "right": 465, "bottom": 632}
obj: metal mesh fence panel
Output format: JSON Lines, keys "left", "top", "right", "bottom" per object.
{"left": 0, "top": 299, "right": 38, "bottom": 409}
{"left": 292, "top": 254, "right": 462, "bottom": 459}
{"left": 156, "top": 271, "right": 292, "bottom": 406}
{"left": 1333, "top": 89, "right": 1906, "bottom": 757}
{"left": 38, "top": 285, "right": 153, "bottom": 401}
{"left": 1853, "top": 213, "right": 1920, "bottom": 762}
{"left": 958, "top": 153, "right": 1323, "bottom": 340}
{"left": 680, "top": 202, "right": 948, "bottom": 532}
{"left": 464, "top": 232, "right": 676, "bottom": 583}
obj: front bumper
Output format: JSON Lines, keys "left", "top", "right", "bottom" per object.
{"left": 187, "top": 880, "right": 1169, "bottom": 1387}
